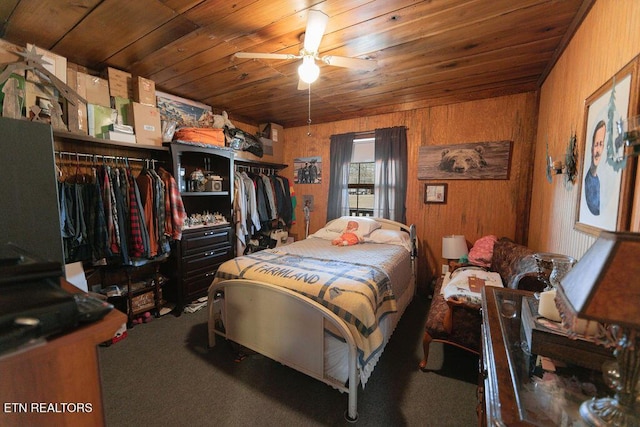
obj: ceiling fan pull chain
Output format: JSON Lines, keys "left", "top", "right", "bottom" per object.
{"left": 307, "top": 85, "right": 312, "bottom": 136}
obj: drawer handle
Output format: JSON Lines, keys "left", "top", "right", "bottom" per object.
{"left": 203, "top": 231, "right": 227, "bottom": 238}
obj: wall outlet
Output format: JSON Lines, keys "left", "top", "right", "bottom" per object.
{"left": 441, "top": 264, "right": 449, "bottom": 275}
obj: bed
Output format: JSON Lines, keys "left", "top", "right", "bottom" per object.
{"left": 207, "top": 216, "right": 417, "bottom": 422}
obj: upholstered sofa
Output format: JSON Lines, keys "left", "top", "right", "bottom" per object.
{"left": 419, "top": 237, "right": 547, "bottom": 370}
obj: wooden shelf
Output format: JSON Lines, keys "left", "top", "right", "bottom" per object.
{"left": 54, "top": 130, "right": 169, "bottom": 152}
{"left": 234, "top": 158, "right": 287, "bottom": 170}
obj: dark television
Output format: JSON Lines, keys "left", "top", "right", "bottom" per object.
{"left": 0, "top": 117, "right": 65, "bottom": 279}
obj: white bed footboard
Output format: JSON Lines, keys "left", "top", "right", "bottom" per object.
{"left": 208, "top": 279, "right": 360, "bottom": 421}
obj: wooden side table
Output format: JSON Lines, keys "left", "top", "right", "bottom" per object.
{"left": 0, "top": 280, "right": 127, "bottom": 427}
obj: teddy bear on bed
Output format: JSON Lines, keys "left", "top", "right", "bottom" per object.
{"left": 331, "top": 220, "right": 364, "bottom": 246}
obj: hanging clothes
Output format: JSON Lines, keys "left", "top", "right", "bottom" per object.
{"left": 159, "top": 166, "right": 187, "bottom": 241}
{"left": 136, "top": 167, "right": 158, "bottom": 258}
{"left": 234, "top": 171, "right": 248, "bottom": 255}
{"left": 57, "top": 156, "right": 184, "bottom": 266}
{"left": 272, "top": 174, "right": 292, "bottom": 227}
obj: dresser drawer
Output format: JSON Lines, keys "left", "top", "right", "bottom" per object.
{"left": 182, "top": 226, "right": 231, "bottom": 253}
{"left": 183, "top": 245, "right": 233, "bottom": 277}
{"left": 183, "top": 263, "right": 227, "bottom": 298}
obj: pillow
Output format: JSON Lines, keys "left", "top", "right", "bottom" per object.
{"left": 468, "top": 235, "right": 498, "bottom": 267}
{"left": 307, "top": 227, "right": 341, "bottom": 241}
{"left": 325, "top": 216, "right": 381, "bottom": 236}
{"left": 364, "top": 229, "right": 412, "bottom": 252}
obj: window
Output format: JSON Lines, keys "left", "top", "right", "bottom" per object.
{"left": 328, "top": 127, "right": 406, "bottom": 222}
{"left": 348, "top": 137, "right": 374, "bottom": 216}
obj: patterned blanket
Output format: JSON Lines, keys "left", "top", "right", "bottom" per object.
{"left": 213, "top": 250, "right": 397, "bottom": 365}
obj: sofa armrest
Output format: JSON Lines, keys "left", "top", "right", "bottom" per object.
{"left": 511, "top": 272, "right": 547, "bottom": 292}
{"left": 425, "top": 277, "right": 482, "bottom": 348}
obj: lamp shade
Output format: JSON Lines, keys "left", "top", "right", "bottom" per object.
{"left": 442, "top": 235, "right": 468, "bottom": 260}
{"left": 557, "top": 231, "right": 640, "bottom": 328}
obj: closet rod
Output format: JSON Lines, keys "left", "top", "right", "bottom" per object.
{"left": 55, "top": 150, "right": 160, "bottom": 163}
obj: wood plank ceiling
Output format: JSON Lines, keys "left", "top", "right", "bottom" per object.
{"left": 0, "top": 0, "right": 593, "bottom": 128}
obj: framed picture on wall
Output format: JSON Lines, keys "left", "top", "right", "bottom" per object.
{"left": 417, "top": 140, "right": 513, "bottom": 180}
{"left": 424, "top": 183, "right": 447, "bottom": 204}
{"left": 575, "top": 58, "right": 640, "bottom": 235}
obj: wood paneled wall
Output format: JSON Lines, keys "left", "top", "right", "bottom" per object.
{"left": 528, "top": 0, "right": 640, "bottom": 259}
{"left": 282, "top": 92, "right": 539, "bottom": 288}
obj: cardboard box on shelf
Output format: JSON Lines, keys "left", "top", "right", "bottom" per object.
{"left": 84, "top": 74, "right": 110, "bottom": 107}
{"left": 0, "top": 39, "right": 21, "bottom": 64}
{"left": 107, "top": 130, "right": 136, "bottom": 144}
{"left": 70, "top": 68, "right": 88, "bottom": 98}
{"left": 87, "top": 103, "right": 117, "bottom": 139}
{"left": 66, "top": 66, "right": 88, "bottom": 134}
{"left": 102, "top": 67, "right": 132, "bottom": 99}
{"left": 130, "top": 102, "right": 162, "bottom": 146}
{"left": 68, "top": 62, "right": 89, "bottom": 74}
{"left": 259, "top": 122, "right": 284, "bottom": 143}
{"left": 132, "top": 76, "right": 156, "bottom": 106}
{"left": 65, "top": 98, "right": 89, "bottom": 134}
{"left": 234, "top": 137, "right": 283, "bottom": 164}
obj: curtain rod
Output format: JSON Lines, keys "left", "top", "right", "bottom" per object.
{"left": 354, "top": 126, "right": 409, "bottom": 139}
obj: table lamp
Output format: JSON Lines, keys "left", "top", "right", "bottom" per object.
{"left": 555, "top": 231, "right": 640, "bottom": 426}
{"left": 442, "top": 235, "right": 468, "bottom": 268}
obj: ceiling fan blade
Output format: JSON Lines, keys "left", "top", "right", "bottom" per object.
{"left": 234, "top": 52, "right": 297, "bottom": 60}
{"left": 322, "top": 55, "right": 377, "bottom": 71}
{"left": 303, "top": 10, "right": 329, "bottom": 53}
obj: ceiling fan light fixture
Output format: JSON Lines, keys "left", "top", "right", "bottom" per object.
{"left": 298, "top": 56, "right": 319, "bottom": 84}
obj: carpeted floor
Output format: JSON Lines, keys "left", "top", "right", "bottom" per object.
{"left": 99, "top": 295, "right": 479, "bottom": 426}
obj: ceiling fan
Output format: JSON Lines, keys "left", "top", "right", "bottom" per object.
{"left": 234, "top": 10, "right": 377, "bottom": 89}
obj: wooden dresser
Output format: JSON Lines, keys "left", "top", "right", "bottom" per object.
{"left": 164, "top": 223, "right": 234, "bottom": 312}
{"left": 480, "top": 286, "right": 608, "bottom": 426}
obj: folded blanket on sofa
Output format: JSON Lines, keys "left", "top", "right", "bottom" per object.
{"left": 441, "top": 266, "right": 503, "bottom": 306}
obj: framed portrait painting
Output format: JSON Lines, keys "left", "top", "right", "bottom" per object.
{"left": 575, "top": 59, "right": 639, "bottom": 235}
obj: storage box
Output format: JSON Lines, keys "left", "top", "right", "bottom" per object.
{"left": 84, "top": 74, "right": 110, "bottom": 107}
{"left": 107, "top": 130, "right": 136, "bottom": 144}
{"left": 0, "top": 39, "right": 21, "bottom": 64}
{"left": 259, "top": 122, "right": 284, "bottom": 143}
{"left": 130, "top": 102, "right": 162, "bottom": 146}
{"left": 235, "top": 136, "right": 283, "bottom": 164}
{"left": 131, "top": 291, "right": 155, "bottom": 313}
{"left": 87, "top": 104, "right": 117, "bottom": 138}
{"left": 65, "top": 66, "right": 88, "bottom": 134}
{"left": 132, "top": 76, "right": 156, "bottom": 106}
{"left": 102, "top": 67, "right": 132, "bottom": 99}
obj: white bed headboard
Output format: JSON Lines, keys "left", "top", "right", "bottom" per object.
{"left": 325, "top": 216, "right": 418, "bottom": 252}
